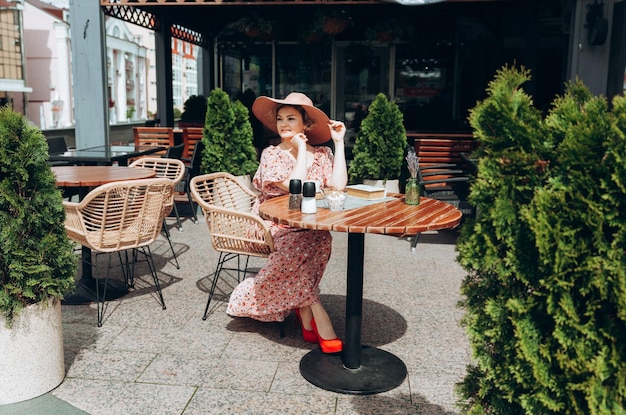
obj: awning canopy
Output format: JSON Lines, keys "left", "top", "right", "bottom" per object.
{"left": 0, "top": 80, "right": 33, "bottom": 93}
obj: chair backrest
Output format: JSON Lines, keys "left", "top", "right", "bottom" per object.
{"left": 164, "top": 143, "right": 185, "bottom": 160}
{"left": 182, "top": 127, "right": 204, "bottom": 159}
{"left": 47, "top": 136, "right": 68, "bottom": 154}
{"left": 192, "top": 172, "right": 257, "bottom": 212}
{"left": 188, "top": 140, "right": 205, "bottom": 179}
{"left": 133, "top": 127, "right": 175, "bottom": 156}
{"left": 190, "top": 172, "right": 274, "bottom": 257}
{"left": 129, "top": 157, "right": 186, "bottom": 184}
{"left": 64, "top": 178, "right": 174, "bottom": 252}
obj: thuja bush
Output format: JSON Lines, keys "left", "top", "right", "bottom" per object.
{"left": 456, "top": 65, "right": 626, "bottom": 414}
{"left": 348, "top": 93, "right": 406, "bottom": 182}
{"left": 201, "top": 88, "right": 258, "bottom": 176}
{"left": 0, "top": 105, "right": 76, "bottom": 326}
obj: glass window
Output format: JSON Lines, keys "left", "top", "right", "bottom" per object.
{"left": 275, "top": 43, "right": 331, "bottom": 113}
{"left": 395, "top": 44, "right": 454, "bottom": 132}
{"left": 219, "top": 44, "right": 273, "bottom": 100}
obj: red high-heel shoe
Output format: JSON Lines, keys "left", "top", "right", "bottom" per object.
{"left": 311, "top": 318, "right": 343, "bottom": 354}
{"left": 295, "top": 308, "right": 318, "bottom": 343}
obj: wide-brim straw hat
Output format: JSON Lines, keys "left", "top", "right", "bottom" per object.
{"left": 252, "top": 92, "right": 331, "bottom": 145}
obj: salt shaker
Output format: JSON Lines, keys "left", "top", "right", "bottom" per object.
{"left": 288, "top": 179, "right": 302, "bottom": 210}
{"left": 301, "top": 181, "right": 317, "bottom": 214}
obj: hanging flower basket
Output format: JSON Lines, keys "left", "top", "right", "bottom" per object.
{"left": 315, "top": 9, "right": 351, "bottom": 36}
{"left": 376, "top": 31, "right": 397, "bottom": 43}
{"left": 322, "top": 17, "right": 349, "bottom": 35}
{"left": 298, "top": 18, "right": 326, "bottom": 43}
{"left": 366, "top": 19, "right": 412, "bottom": 43}
{"left": 233, "top": 14, "right": 273, "bottom": 39}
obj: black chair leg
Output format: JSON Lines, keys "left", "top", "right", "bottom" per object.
{"left": 138, "top": 246, "right": 166, "bottom": 310}
{"left": 94, "top": 253, "right": 112, "bottom": 328}
{"left": 172, "top": 203, "right": 182, "bottom": 231}
{"left": 185, "top": 188, "right": 199, "bottom": 223}
{"left": 202, "top": 252, "right": 228, "bottom": 320}
{"left": 161, "top": 219, "right": 180, "bottom": 269}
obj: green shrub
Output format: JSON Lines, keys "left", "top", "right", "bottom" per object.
{"left": 0, "top": 105, "right": 76, "bottom": 326}
{"left": 201, "top": 88, "right": 258, "bottom": 176}
{"left": 348, "top": 93, "right": 406, "bottom": 182}
{"left": 456, "top": 65, "right": 626, "bottom": 414}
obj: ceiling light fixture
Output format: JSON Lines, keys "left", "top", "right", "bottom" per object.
{"left": 383, "top": 0, "right": 446, "bottom": 5}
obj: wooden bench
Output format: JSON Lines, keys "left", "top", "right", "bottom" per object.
{"left": 181, "top": 127, "right": 204, "bottom": 160}
{"left": 408, "top": 133, "right": 479, "bottom": 219}
{"left": 133, "top": 127, "right": 175, "bottom": 157}
{"left": 408, "top": 133, "right": 479, "bottom": 167}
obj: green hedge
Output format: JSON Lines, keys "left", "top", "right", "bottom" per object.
{"left": 456, "top": 66, "right": 626, "bottom": 414}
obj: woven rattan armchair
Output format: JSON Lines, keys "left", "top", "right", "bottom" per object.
{"left": 129, "top": 157, "right": 186, "bottom": 268}
{"left": 63, "top": 178, "right": 174, "bottom": 326}
{"left": 190, "top": 172, "right": 275, "bottom": 320}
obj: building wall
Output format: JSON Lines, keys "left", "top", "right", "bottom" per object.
{"left": 105, "top": 18, "right": 148, "bottom": 123}
{"left": 24, "top": 2, "right": 71, "bottom": 128}
{"left": 0, "top": 0, "right": 31, "bottom": 114}
{"left": 567, "top": 0, "right": 617, "bottom": 95}
{"left": 23, "top": 1, "right": 197, "bottom": 129}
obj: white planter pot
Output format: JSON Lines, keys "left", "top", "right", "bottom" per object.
{"left": 0, "top": 298, "right": 65, "bottom": 405}
{"left": 362, "top": 178, "right": 400, "bottom": 194}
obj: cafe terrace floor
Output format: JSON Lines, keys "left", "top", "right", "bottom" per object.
{"left": 3, "top": 211, "right": 471, "bottom": 415}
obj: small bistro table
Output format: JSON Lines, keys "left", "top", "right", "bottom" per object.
{"left": 259, "top": 194, "right": 462, "bottom": 395}
{"left": 52, "top": 165, "right": 157, "bottom": 304}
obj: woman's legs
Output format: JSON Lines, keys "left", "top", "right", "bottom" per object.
{"left": 227, "top": 229, "right": 331, "bottom": 322}
{"left": 298, "top": 302, "right": 338, "bottom": 340}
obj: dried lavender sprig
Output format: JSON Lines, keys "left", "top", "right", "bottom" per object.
{"left": 405, "top": 147, "right": 420, "bottom": 178}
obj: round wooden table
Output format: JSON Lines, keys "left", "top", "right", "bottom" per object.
{"left": 259, "top": 194, "right": 462, "bottom": 395}
{"left": 52, "top": 165, "right": 157, "bottom": 304}
{"left": 52, "top": 165, "right": 156, "bottom": 198}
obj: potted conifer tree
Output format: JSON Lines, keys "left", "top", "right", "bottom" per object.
{"left": 348, "top": 93, "right": 407, "bottom": 192}
{"left": 0, "top": 105, "right": 77, "bottom": 404}
{"left": 200, "top": 88, "right": 258, "bottom": 188}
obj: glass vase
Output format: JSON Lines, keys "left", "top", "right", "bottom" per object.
{"left": 404, "top": 178, "right": 420, "bottom": 205}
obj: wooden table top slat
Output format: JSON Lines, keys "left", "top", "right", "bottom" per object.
{"left": 259, "top": 194, "right": 463, "bottom": 236}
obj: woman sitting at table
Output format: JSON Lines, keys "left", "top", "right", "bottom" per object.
{"left": 226, "top": 92, "right": 348, "bottom": 354}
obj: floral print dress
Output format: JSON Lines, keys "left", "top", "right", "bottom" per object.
{"left": 226, "top": 145, "right": 335, "bottom": 322}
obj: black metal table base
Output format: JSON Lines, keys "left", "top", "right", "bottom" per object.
{"left": 63, "top": 245, "right": 129, "bottom": 305}
{"left": 300, "top": 346, "right": 407, "bottom": 395}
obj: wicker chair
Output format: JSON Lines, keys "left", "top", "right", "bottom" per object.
{"left": 63, "top": 178, "right": 174, "bottom": 327}
{"left": 129, "top": 157, "right": 186, "bottom": 269}
{"left": 190, "top": 172, "right": 275, "bottom": 320}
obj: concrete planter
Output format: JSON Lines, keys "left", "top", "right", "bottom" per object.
{"left": 0, "top": 298, "right": 65, "bottom": 404}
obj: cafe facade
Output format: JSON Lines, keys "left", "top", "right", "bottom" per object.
{"left": 72, "top": 0, "right": 624, "bottom": 148}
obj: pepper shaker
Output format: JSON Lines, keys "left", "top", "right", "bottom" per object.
{"left": 288, "top": 179, "right": 302, "bottom": 210}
